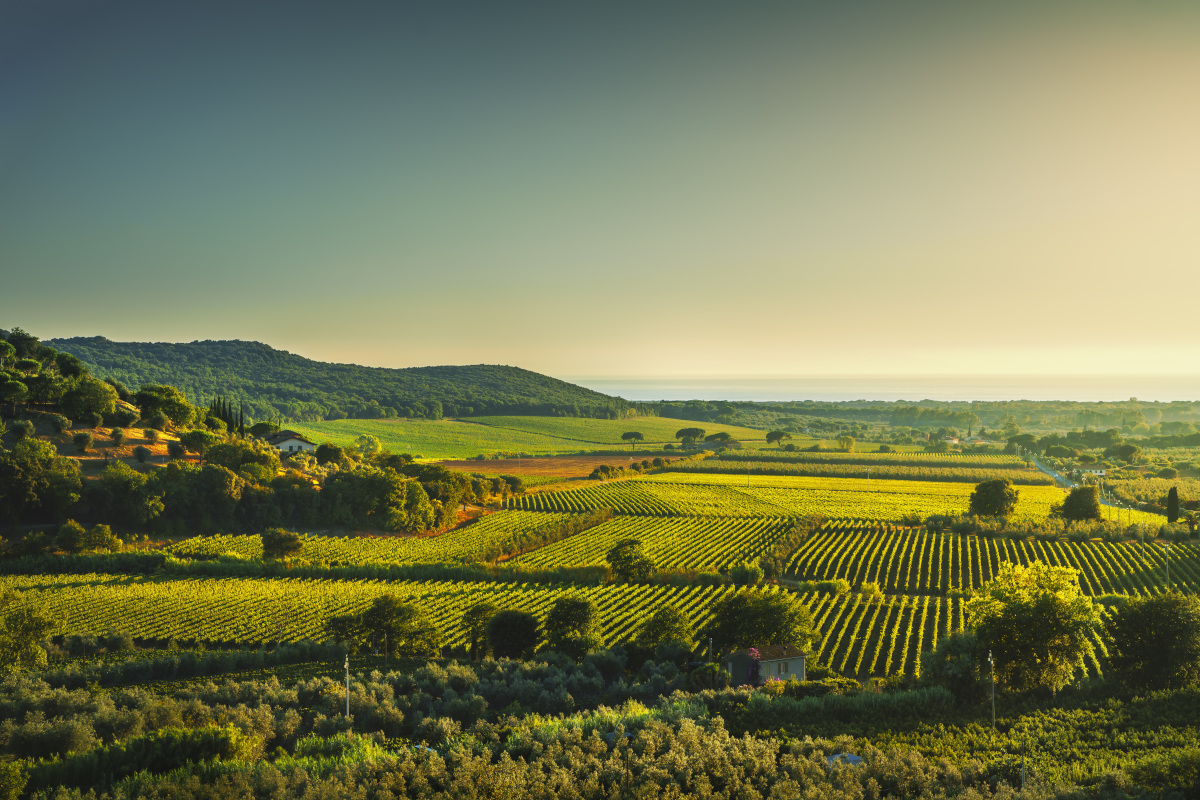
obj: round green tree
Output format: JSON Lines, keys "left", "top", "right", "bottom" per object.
{"left": 1109, "top": 591, "right": 1200, "bottom": 691}
{"left": 606, "top": 538, "right": 655, "bottom": 581}
{"left": 968, "top": 478, "right": 1019, "bottom": 518}
{"left": 965, "top": 561, "right": 1102, "bottom": 692}
{"left": 708, "top": 589, "right": 814, "bottom": 655}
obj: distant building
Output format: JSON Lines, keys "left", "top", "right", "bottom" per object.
{"left": 263, "top": 430, "right": 317, "bottom": 453}
{"left": 722, "top": 644, "right": 806, "bottom": 685}
{"left": 1075, "top": 466, "right": 1106, "bottom": 477}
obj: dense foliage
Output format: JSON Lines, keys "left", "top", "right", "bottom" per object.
{"left": 47, "top": 336, "right": 631, "bottom": 421}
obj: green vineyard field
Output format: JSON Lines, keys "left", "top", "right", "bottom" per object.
{"left": 1, "top": 573, "right": 736, "bottom": 652}
{"left": 0, "top": 573, "right": 1096, "bottom": 680}
{"left": 787, "top": 521, "right": 1200, "bottom": 596}
{"left": 512, "top": 515, "right": 789, "bottom": 571}
{"left": 508, "top": 473, "right": 1096, "bottom": 522}
{"left": 167, "top": 511, "right": 575, "bottom": 564}
{"left": 666, "top": 459, "right": 1054, "bottom": 485}
{"left": 714, "top": 451, "right": 1028, "bottom": 468}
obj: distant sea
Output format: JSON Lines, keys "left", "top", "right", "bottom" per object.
{"left": 564, "top": 375, "right": 1200, "bottom": 403}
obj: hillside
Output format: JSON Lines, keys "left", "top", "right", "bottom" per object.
{"left": 47, "top": 336, "right": 630, "bottom": 422}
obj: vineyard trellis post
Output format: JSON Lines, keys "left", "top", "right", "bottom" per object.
{"left": 345, "top": 653, "right": 351, "bottom": 718}
{"left": 1164, "top": 544, "right": 1171, "bottom": 589}
{"left": 988, "top": 649, "right": 995, "bottom": 729}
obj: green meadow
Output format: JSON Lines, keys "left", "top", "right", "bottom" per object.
{"left": 466, "top": 415, "right": 770, "bottom": 445}
{"left": 286, "top": 418, "right": 585, "bottom": 459}
{"left": 287, "top": 415, "right": 772, "bottom": 459}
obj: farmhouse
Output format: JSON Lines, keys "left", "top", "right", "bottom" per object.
{"left": 723, "top": 644, "right": 806, "bottom": 686}
{"left": 1074, "top": 466, "right": 1106, "bottom": 477}
{"left": 263, "top": 430, "right": 317, "bottom": 453}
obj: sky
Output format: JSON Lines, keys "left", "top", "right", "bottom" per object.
{"left": 3, "top": 0, "right": 1200, "bottom": 381}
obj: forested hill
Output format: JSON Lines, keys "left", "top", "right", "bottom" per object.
{"left": 47, "top": 337, "right": 630, "bottom": 422}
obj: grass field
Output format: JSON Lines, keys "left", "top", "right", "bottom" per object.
{"left": 468, "top": 416, "right": 771, "bottom": 445}
{"left": 286, "top": 418, "right": 600, "bottom": 459}
{"left": 287, "top": 416, "right": 769, "bottom": 459}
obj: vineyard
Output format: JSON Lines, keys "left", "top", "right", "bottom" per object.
{"left": 512, "top": 515, "right": 790, "bottom": 571}
{"left": 0, "top": 572, "right": 738, "bottom": 653}
{"left": 0, "top": 572, "right": 1086, "bottom": 680}
{"left": 715, "top": 451, "right": 1029, "bottom": 468}
{"left": 786, "top": 521, "right": 1200, "bottom": 596}
{"left": 666, "top": 459, "right": 1055, "bottom": 485}
{"left": 509, "top": 473, "right": 1080, "bottom": 522}
{"left": 167, "top": 511, "right": 576, "bottom": 564}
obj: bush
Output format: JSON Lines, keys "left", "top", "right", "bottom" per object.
{"left": 147, "top": 411, "right": 170, "bottom": 431}
{"left": 144, "top": 428, "right": 161, "bottom": 444}
{"left": 1159, "top": 467, "right": 1179, "bottom": 479}
{"left": 10, "top": 419, "right": 33, "bottom": 440}
{"left": 167, "top": 441, "right": 185, "bottom": 460}
{"left": 487, "top": 609, "right": 539, "bottom": 659}
{"left": 49, "top": 415, "right": 72, "bottom": 433}
{"left": 261, "top": 528, "right": 303, "bottom": 559}
{"left": 109, "top": 408, "right": 139, "bottom": 428}
{"left": 688, "top": 662, "right": 731, "bottom": 691}
{"left": 81, "top": 524, "right": 122, "bottom": 553}
{"left": 82, "top": 411, "right": 103, "bottom": 428}
{"left": 109, "top": 428, "right": 125, "bottom": 447}
{"left": 55, "top": 520, "right": 86, "bottom": 554}
{"left": 132, "top": 446, "right": 151, "bottom": 463}
{"left": 73, "top": 432, "right": 93, "bottom": 453}
{"left": 729, "top": 563, "right": 764, "bottom": 585}
{"left": 102, "top": 629, "right": 135, "bottom": 653}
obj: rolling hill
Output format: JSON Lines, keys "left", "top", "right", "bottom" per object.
{"left": 47, "top": 336, "right": 630, "bottom": 423}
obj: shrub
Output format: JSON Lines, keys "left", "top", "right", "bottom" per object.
{"left": 168, "top": 441, "right": 185, "bottom": 460}
{"left": 261, "top": 528, "right": 303, "bottom": 559}
{"left": 81, "top": 524, "right": 122, "bottom": 553}
{"left": 729, "top": 563, "right": 764, "bottom": 586}
{"left": 102, "top": 630, "right": 135, "bottom": 653}
{"left": 82, "top": 411, "right": 103, "bottom": 428}
{"left": 109, "top": 428, "right": 125, "bottom": 447}
{"left": 148, "top": 411, "right": 170, "bottom": 431}
{"left": 109, "top": 408, "right": 139, "bottom": 428}
{"left": 132, "top": 446, "right": 151, "bottom": 463}
{"left": 73, "top": 432, "right": 93, "bottom": 453}
{"left": 49, "top": 415, "right": 72, "bottom": 433}
{"left": 10, "top": 419, "right": 34, "bottom": 440}
{"left": 144, "top": 428, "right": 161, "bottom": 444}
{"left": 487, "top": 609, "right": 539, "bottom": 659}
{"left": 55, "top": 520, "right": 87, "bottom": 554}
{"left": 688, "top": 662, "right": 731, "bottom": 691}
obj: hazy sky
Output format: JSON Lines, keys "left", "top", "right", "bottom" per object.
{"left": 3, "top": 1, "right": 1200, "bottom": 379}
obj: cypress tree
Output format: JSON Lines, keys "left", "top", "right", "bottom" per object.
{"left": 1168, "top": 486, "right": 1180, "bottom": 523}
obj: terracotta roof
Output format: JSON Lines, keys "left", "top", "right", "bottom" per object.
{"left": 735, "top": 644, "right": 805, "bottom": 660}
{"left": 264, "top": 430, "right": 315, "bottom": 446}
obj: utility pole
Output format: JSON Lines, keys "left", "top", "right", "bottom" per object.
{"left": 1165, "top": 544, "right": 1171, "bottom": 589}
{"left": 988, "top": 650, "right": 996, "bottom": 729}
{"left": 344, "top": 654, "right": 350, "bottom": 718}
